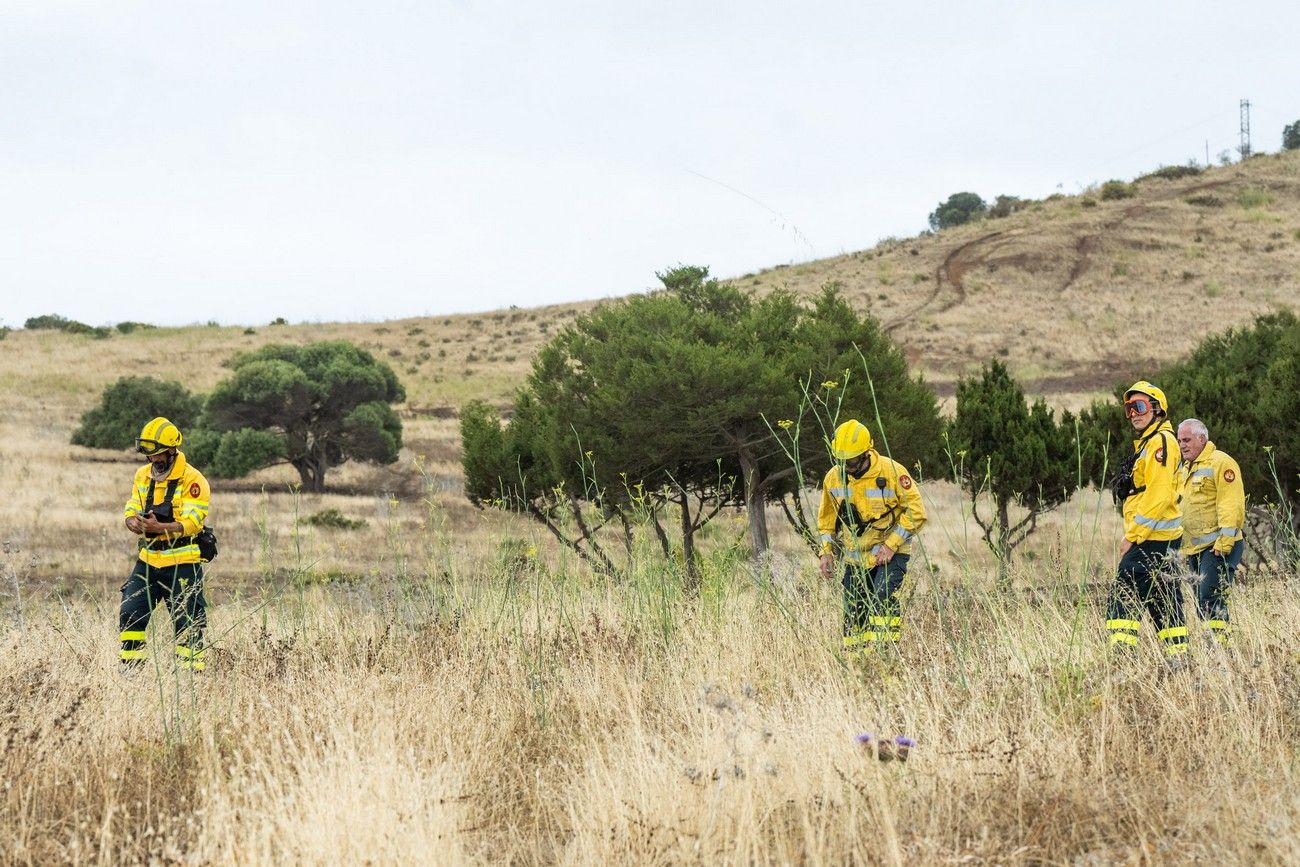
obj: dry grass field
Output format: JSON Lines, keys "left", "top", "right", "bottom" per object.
{"left": 4, "top": 538, "right": 1300, "bottom": 864}
{"left": 2, "top": 151, "right": 1300, "bottom": 864}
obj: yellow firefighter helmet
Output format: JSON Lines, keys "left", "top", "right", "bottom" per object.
{"left": 831, "top": 419, "right": 874, "bottom": 460}
{"left": 137, "top": 417, "right": 183, "bottom": 455}
{"left": 1124, "top": 381, "right": 1168, "bottom": 414}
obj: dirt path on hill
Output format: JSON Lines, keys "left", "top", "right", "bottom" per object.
{"left": 887, "top": 178, "right": 1235, "bottom": 333}
{"left": 884, "top": 230, "right": 1009, "bottom": 333}
{"left": 1062, "top": 179, "right": 1230, "bottom": 291}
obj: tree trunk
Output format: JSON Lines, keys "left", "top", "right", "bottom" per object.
{"left": 292, "top": 450, "right": 328, "bottom": 492}
{"left": 679, "top": 491, "right": 700, "bottom": 594}
{"left": 995, "top": 498, "right": 1012, "bottom": 586}
{"left": 737, "top": 444, "right": 770, "bottom": 558}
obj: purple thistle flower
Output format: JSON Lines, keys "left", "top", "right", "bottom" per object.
{"left": 855, "top": 732, "right": 874, "bottom": 744}
{"left": 894, "top": 736, "right": 916, "bottom": 748}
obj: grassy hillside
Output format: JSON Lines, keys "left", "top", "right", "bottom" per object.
{"left": 747, "top": 150, "right": 1300, "bottom": 402}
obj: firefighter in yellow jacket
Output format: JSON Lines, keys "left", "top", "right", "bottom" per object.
{"left": 121, "top": 417, "right": 211, "bottom": 671}
{"left": 817, "top": 419, "right": 926, "bottom": 654}
{"left": 1106, "top": 382, "right": 1187, "bottom": 658}
{"left": 1175, "top": 418, "right": 1245, "bottom": 645}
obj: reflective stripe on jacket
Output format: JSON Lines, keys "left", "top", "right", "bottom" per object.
{"left": 123, "top": 452, "right": 211, "bottom": 568}
{"left": 1123, "top": 420, "right": 1182, "bottom": 543}
{"left": 1175, "top": 440, "right": 1245, "bottom": 555}
{"left": 817, "top": 451, "right": 926, "bottom": 559}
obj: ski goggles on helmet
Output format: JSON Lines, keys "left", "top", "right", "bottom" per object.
{"left": 136, "top": 438, "right": 171, "bottom": 456}
{"left": 1123, "top": 397, "right": 1152, "bottom": 417}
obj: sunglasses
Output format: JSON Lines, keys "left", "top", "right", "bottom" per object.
{"left": 136, "top": 439, "right": 169, "bottom": 456}
{"left": 1123, "top": 397, "right": 1152, "bottom": 417}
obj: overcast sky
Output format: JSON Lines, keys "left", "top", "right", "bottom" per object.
{"left": 3, "top": 1, "right": 1297, "bottom": 327}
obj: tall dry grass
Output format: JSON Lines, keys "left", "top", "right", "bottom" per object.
{"left": 4, "top": 501, "right": 1300, "bottom": 864}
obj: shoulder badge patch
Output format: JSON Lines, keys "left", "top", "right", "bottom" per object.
{"left": 900, "top": 475, "right": 913, "bottom": 490}
{"left": 1155, "top": 447, "right": 1165, "bottom": 464}
{"left": 1224, "top": 469, "right": 1235, "bottom": 483}
{"left": 189, "top": 483, "right": 201, "bottom": 497}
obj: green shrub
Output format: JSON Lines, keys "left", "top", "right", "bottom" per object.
{"left": 24, "top": 314, "right": 111, "bottom": 338}
{"left": 24, "top": 314, "right": 73, "bottom": 330}
{"left": 115, "top": 321, "right": 156, "bottom": 334}
{"left": 1185, "top": 194, "right": 1223, "bottom": 207}
{"left": 71, "top": 377, "right": 205, "bottom": 450}
{"left": 303, "top": 508, "right": 367, "bottom": 531}
{"left": 1080, "top": 198, "right": 1098, "bottom": 208}
{"left": 988, "top": 194, "right": 1030, "bottom": 219}
{"left": 1100, "top": 180, "right": 1136, "bottom": 200}
{"left": 1139, "top": 164, "right": 1202, "bottom": 182}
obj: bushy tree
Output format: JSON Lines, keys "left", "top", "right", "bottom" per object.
{"left": 947, "top": 361, "right": 1083, "bottom": 566}
{"left": 205, "top": 341, "right": 405, "bottom": 491}
{"left": 928, "top": 192, "right": 987, "bottom": 231}
{"left": 71, "top": 377, "right": 205, "bottom": 450}
{"left": 462, "top": 267, "right": 941, "bottom": 584}
{"left": 1158, "top": 313, "right": 1300, "bottom": 535}
{"left": 1283, "top": 120, "right": 1300, "bottom": 151}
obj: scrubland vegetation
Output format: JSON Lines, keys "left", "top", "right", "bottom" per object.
{"left": 2, "top": 150, "right": 1299, "bottom": 863}
{"left": 3, "top": 508, "right": 1300, "bottom": 864}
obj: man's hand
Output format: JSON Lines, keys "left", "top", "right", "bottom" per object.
{"left": 1119, "top": 538, "right": 1133, "bottom": 558}
{"left": 125, "top": 516, "right": 143, "bottom": 534}
{"left": 819, "top": 554, "right": 835, "bottom": 580}
{"left": 874, "top": 544, "right": 896, "bottom": 566}
{"left": 139, "top": 513, "right": 179, "bottom": 536}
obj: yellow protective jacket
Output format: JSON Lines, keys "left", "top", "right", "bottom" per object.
{"left": 123, "top": 452, "right": 211, "bottom": 568}
{"left": 817, "top": 451, "right": 926, "bottom": 562}
{"left": 1175, "top": 441, "right": 1245, "bottom": 556}
{"left": 1123, "top": 420, "right": 1182, "bottom": 543}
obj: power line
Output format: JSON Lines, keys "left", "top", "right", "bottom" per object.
{"left": 684, "top": 168, "right": 816, "bottom": 256}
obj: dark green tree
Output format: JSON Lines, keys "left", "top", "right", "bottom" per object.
{"left": 205, "top": 341, "right": 405, "bottom": 491}
{"left": 462, "top": 267, "right": 941, "bottom": 585}
{"left": 928, "top": 192, "right": 987, "bottom": 231}
{"left": 1156, "top": 313, "right": 1300, "bottom": 551}
{"left": 1283, "top": 120, "right": 1300, "bottom": 151}
{"left": 947, "top": 361, "right": 1082, "bottom": 566}
{"left": 71, "top": 376, "right": 205, "bottom": 450}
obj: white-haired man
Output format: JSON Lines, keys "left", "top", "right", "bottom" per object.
{"left": 1175, "top": 418, "right": 1245, "bottom": 646}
